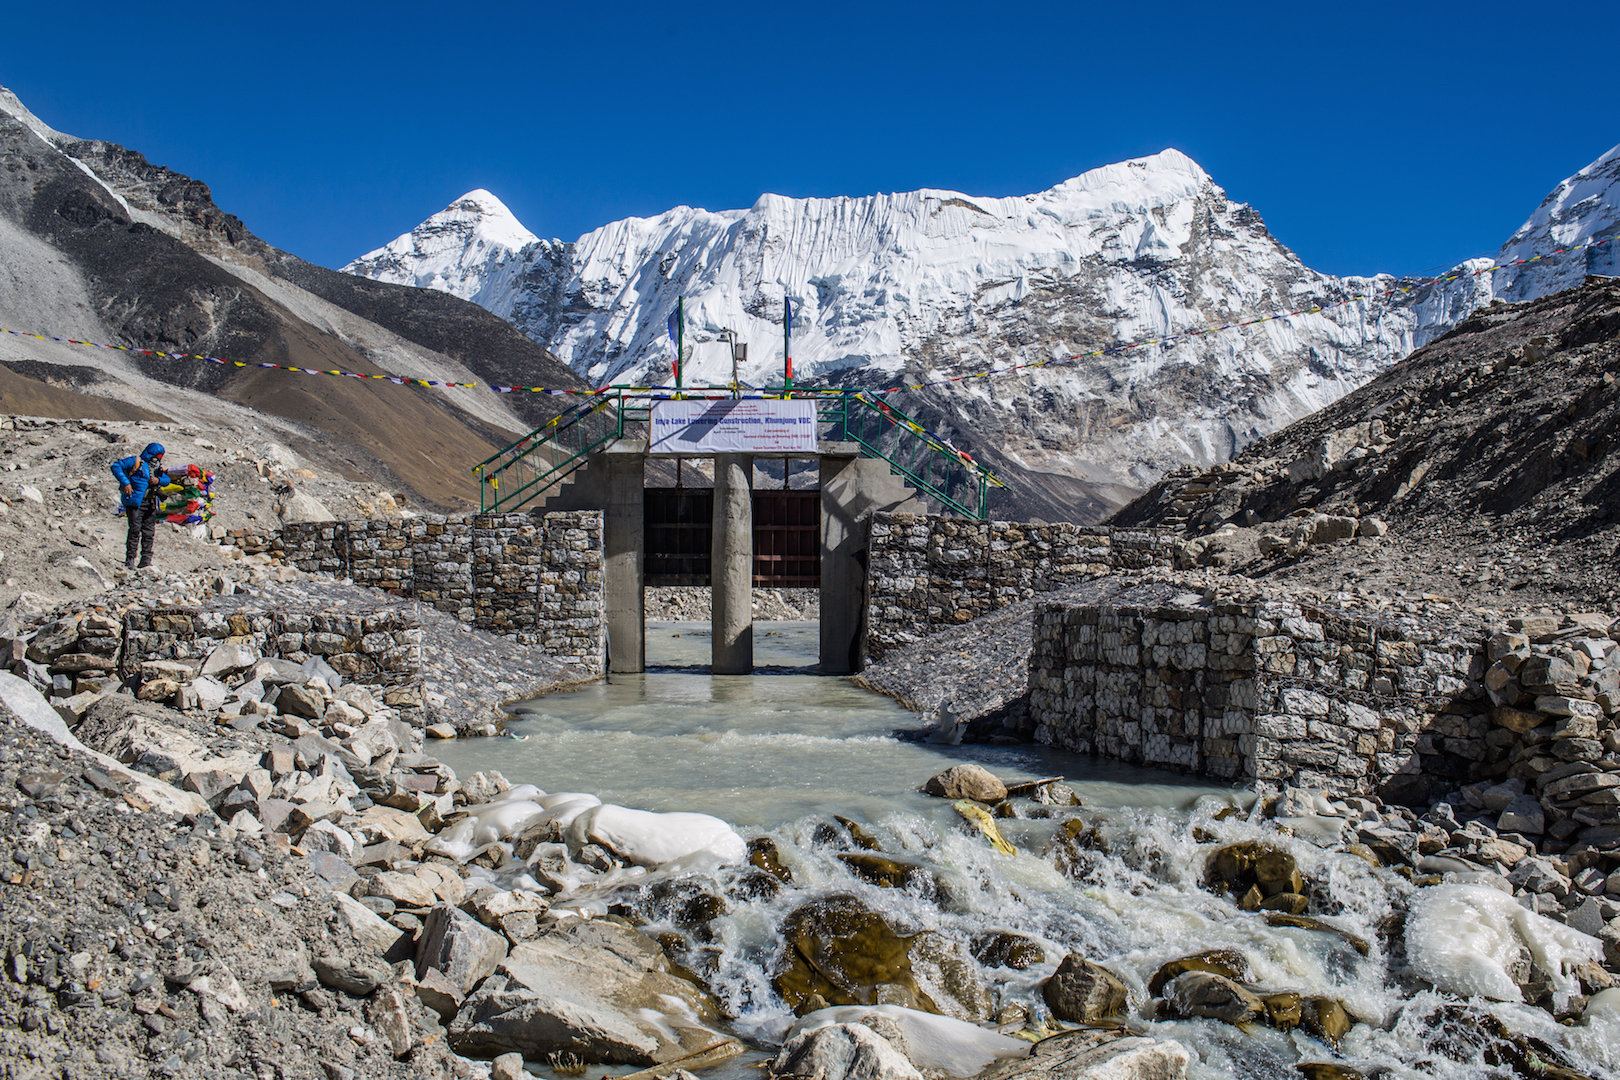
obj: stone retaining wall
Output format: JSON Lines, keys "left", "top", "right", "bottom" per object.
{"left": 122, "top": 606, "right": 422, "bottom": 686}
{"left": 471, "top": 513, "right": 603, "bottom": 663}
{"left": 280, "top": 511, "right": 603, "bottom": 672}
{"left": 866, "top": 513, "right": 1178, "bottom": 658}
{"left": 1028, "top": 581, "right": 1494, "bottom": 800}
{"left": 119, "top": 604, "right": 427, "bottom": 725}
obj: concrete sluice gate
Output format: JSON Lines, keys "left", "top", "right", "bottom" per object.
{"left": 542, "top": 440, "right": 925, "bottom": 677}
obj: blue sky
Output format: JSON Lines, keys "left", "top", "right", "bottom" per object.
{"left": 5, "top": 1, "right": 1615, "bottom": 279}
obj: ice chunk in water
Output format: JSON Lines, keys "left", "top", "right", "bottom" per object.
{"left": 1406, "top": 884, "right": 1603, "bottom": 1009}
{"left": 1585, "top": 987, "right": 1620, "bottom": 1023}
{"left": 787, "top": 1004, "right": 1028, "bottom": 1075}
{"left": 567, "top": 804, "right": 746, "bottom": 868}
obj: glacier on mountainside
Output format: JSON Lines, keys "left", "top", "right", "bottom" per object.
{"left": 344, "top": 145, "right": 1612, "bottom": 518}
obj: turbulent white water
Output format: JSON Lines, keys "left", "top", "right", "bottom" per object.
{"left": 434, "top": 623, "right": 1620, "bottom": 1080}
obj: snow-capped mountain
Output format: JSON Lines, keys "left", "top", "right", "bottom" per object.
{"left": 345, "top": 147, "right": 1611, "bottom": 519}
{"left": 1493, "top": 142, "right": 1620, "bottom": 303}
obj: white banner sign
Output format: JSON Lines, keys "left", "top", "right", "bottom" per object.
{"left": 649, "top": 399, "right": 818, "bottom": 454}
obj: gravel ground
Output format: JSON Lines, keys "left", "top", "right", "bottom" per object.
{"left": 0, "top": 716, "right": 467, "bottom": 1080}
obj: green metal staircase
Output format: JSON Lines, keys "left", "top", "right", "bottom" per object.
{"left": 472, "top": 389, "right": 1002, "bottom": 519}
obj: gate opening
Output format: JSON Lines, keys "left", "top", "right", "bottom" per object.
{"left": 642, "top": 487, "right": 820, "bottom": 589}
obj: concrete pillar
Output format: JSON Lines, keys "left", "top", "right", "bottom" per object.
{"left": 601, "top": 447, "right": 645, "bottom": 673}
{"left": 819, "top": 453, "right": 865, "bottom": 674}
{"left": 711, "top": 453, "right": 753, "bottom": 674}
{"left": 819, "top": 447, "right": 927, "bottom": 674}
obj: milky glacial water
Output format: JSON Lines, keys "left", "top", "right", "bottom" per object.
{"left": 437, "top": 622, "right": 1234, "bottom": 828}
{"left": 434, "top": 622, "right": 1620, "bottom": 1080}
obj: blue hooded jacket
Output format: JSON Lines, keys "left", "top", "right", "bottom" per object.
{"left": 111, "top": 444, "right": 169, "bottom": 511}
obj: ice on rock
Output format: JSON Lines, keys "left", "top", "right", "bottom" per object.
{"left": 425, "top": 791, "right": 739, "bottom": 872}
{"left": 1584, "top": 987, "right": 1620, "bottom": 1023}
{"left": 566, "top": 804, "right": 746, "bottom": 868}
{"left": 1405, "top": 884, "right": 1603, "bottom": 1010}
{"left": 787, "top": 1005, "right": 1029, "bottom": 1076}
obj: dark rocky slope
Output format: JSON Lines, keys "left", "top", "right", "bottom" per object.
{"left": 0, "top": 110, "right": 589, "bottom": 511}
{"left": 1109, "top": 278, "right": 1620, "bottom": 611}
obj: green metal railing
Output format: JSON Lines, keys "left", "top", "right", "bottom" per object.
{"left": 817, "top": 392, "right": 997, "bottom": 519}
{"left": 472, "top": 388, "right": 1001, "bottom": 518}
{"left": 472, "top": 397, "right": 624, "bottom": 512}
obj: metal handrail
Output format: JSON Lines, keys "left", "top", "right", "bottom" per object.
{"left": 473, "top": 398, "right": 624, "bottom": 512}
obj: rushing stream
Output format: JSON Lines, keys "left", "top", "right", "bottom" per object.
{"left": 434, "top": 622, "right": 1620, "bottom": 1080}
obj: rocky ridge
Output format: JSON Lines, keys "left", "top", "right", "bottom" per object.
{"left": 1110, "top": 277, "right": 1620, "bottom": 612}
{"left": 0, "top": 86, "right": 588, "bottom": 513}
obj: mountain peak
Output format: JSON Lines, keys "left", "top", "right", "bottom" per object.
{"left": 1494, "top": 141, "right": 1620, "bottom": 301}
{"left": 342, "top": 188, "right": 543, "bottom": 296}
{"left": 431, "top": 189, "right": 540, "bottom": 251}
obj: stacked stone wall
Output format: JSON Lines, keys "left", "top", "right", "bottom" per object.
{"left": 275, "top": 511, "right": 604, "bottom": 673}
{"left": 346, "top": 519, "right": 415, "bottom": 593}
{"left": 122, "top": 606, "right": 421, "bottom": 687}
{"left": 412, "top": 516, "right": 475, "bottom": 620}
{"left": 866, "top": 512, "right": 1178, "bottom": 658}
{"left": 281, "top": 521, "right": 348, "bottom": 577}
{"left": 1028, "top": 583, "right": 1490, "bottom": 799}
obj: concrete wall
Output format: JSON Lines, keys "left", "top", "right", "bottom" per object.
{"left": 280, "top": 511, "right": 605, "bottom": 673}
{"left": 865, "top": 513, "right": 1179, "bottom": 659}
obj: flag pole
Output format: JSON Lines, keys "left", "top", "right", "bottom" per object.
{"left": 783, "top": 294, "right": 793, "bottom": 396}
{"left": 676, "top": 296, "right": 684, "bottom": 399}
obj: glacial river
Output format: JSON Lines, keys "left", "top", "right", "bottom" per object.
{"left": 434, "top": 622, "right": 1620, "bottom": 1080}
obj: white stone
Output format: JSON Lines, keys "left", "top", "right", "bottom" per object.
{"left": 333, "top": 892, "right": 405, "bottom": 955}
{"left": 191, "top": 675, "right": 228, "bottom": 712}
{"left": 773, "top": 1023, "right": 923, "bottom": 1080}
{"left": 302, "top": 819, "right": 357, "bottom": 860}
{"left": 200, "top": 641, "right": 258, "bottom": 677}
{"left": 279, "top": 491, "right": 335, "bottom": 523}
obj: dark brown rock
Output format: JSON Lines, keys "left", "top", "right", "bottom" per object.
{"left": 1041, "top": 954, "right": 1128, "bottom": 1022}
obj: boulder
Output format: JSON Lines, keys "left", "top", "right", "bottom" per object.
{"left": 463, "top": 770, "right": 512, "bottom": 805}
{"left": 356, "top": 804, "right": 431, "bottom": 846}
{"left": 313, "top": 954, "right": 390, "bottom": 997}
{"left": 200, "top": 641, "right": 259, "bottom": 677}
{"left": 490, "top": 1053, "right": 527, "bottom": 1080}
{"left": 1051, "top": 1036, "right": 1189, "bottom": 1080}
{"left": 303, "top": 850, "right": 360, "bottom": 892}
{"left": 922, "top": 765, "right": 1007, "bottom": 803}
{"left": 971, "top": 933, "right": 1046, "bottom": 970}
{"left": 276, "top": 683, "right": 326, "bottom": 720}
{"left": 1160, "top": 972, "right": 1263, "bottom": 1025}
{"left": 1203, "top": 842, "right": 1305, "bottom": 904}
{"left": 415, "top": 966, "right": 466, "bottom": 1022}
{"left": 981, "top": 1030, "right": 1187, "bottom": 1080}
{"left": 1309, "top": 515, "right": 1358, "bottom": 544}
{"left": 448, "top": 919, "right": 733, "bottom": 1065}
{"left": 774, "top": 894, "right": 990, "bottom": 1020}
{"left": 416, "top": 904, "right": 508, "bottom": 995}
{"left": 1042, "top": 955, "right": 1127, "bottom": 1022}
{"left": 772, "top": 1023, "right": 923, "bottom": 1080}
{"left": 300, "top": 819, "right": 356, "bottom": 860}
{"left": 1146, "top": 949, "right": 1249, "bottom": 997}
{"left": 367, "top": 871, "right": 437, "bottom": 909}
{"left": 280, "top": 491, "right": 335, "bottom": 523}
{"left": 332, "top": 892, "right": 407, "bottom": 956}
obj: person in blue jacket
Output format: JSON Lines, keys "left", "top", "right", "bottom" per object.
{"left": 110, "top": 442, "right": 170, "bottom": 570}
